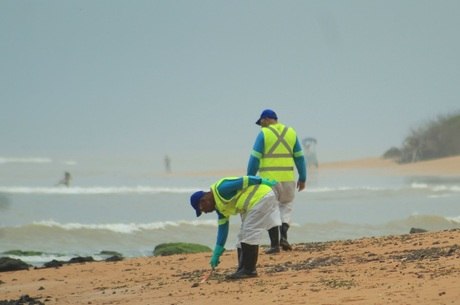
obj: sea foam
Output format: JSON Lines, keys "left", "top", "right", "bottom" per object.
{"left": 0, "top": 157, "right": 52, "bottom": 164}
{"left": 0, "top": 186, "right": 196, "bottom": 195}
{"left": 30, "top": 219, "right": 217, "bottom": 234}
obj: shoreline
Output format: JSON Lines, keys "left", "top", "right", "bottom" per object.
{"left": 171, "top": 155, "right": 460, "bottom": 178}
{"left": 1, "top": 229, "right": 459, "bottom": 305}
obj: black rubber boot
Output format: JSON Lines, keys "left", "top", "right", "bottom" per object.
{"left": 236, "top": 247, "right": 243, "bottom": 272}
{"left": 265, "top": 226, "right": 280, "bottom": 254}
{"left": 226, "top": 243, "right": 259, "bottom": 280}
{"left": 280, "top": 223, "right": 292, "bottom": 251}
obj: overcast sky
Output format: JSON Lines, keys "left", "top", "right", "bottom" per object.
{"left": 1, "top": 1, "right": 459, "bottom": 167}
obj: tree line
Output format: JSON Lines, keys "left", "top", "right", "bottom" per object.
{"left": 383, "top": 111, "right": 460, "bottom": 163}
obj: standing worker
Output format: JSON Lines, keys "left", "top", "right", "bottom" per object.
{"left": 247, "top": 109, "right": 307, "bottom": 253}
{"left": 190, "top": 175, "right": 279, "bottom": 280}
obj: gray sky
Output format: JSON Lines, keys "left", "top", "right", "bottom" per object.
{"left": 1, "top": 0, "right": 459, "bottom": 168}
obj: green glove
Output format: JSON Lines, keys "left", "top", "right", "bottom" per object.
{"left": 261, "top": 178, "right": 278, "bottom": 187}
{"left": 210, "top": 245, "right": 225, "bottom": 268}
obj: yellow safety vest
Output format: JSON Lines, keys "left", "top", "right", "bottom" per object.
{"left": 259, "top": 123, "right": 297, "bottom": 182}
{"left": 211, "top": 177, "right": 273, "bottom": 218}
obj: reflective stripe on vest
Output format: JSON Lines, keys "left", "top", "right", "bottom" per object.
{"left": 259, "top": 124, "right": 296, "bottom": 181}
{"left": 265, "top": 126, "right": 293, "bottom": 158}
{"left": 241, "top": 184, "right": 259, "bottom": 211}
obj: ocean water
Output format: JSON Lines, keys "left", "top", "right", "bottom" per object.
{"left": 1, "top": 156, "right": 460, "bottom": 266}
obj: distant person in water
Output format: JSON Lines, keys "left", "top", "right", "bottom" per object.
{"left": 56, "top": 171, "right": 72, "bottom": 187}
{"left": 164, "top": 155, "right": 171, "bottom": 173}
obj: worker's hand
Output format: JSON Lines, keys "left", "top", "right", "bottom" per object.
{"left": 261, "top": 178, "right": 278, "bottom": 187}
{"left": 297, "top": 180, "right": 306, "bottom": 192}
{"left": 210, "top": 245, "right": 225, "bottom": 268}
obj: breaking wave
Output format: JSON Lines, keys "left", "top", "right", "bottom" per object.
{"left": 0, "top": 186, "right": 197, "bottom": 195}
{"left": 29, "top": 219, "right": 217, "bottom": 233}
{"left": 2, "top": 183, "right": 459, "bottom": 196}
{"left": 0, "top": 157, "right": 52, "bottom": 164}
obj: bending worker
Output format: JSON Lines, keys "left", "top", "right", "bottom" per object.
{"left": 190, "top": 175, "right": 279, "bottom": 280}
{"left": 247, "top": 109, "right": 307, "bottom": 253}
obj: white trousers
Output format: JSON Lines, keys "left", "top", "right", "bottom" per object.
{"left": 274, "top": 181, "right": 296, "bottom": 224}
{"left": 236, "top": 191, "right": 281, "bottom": 246}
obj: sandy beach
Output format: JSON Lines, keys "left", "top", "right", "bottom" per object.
{"left": 1, "top": 156, "right": 460, "bottom": 305}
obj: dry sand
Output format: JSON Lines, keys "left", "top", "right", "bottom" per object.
{"left": 1, "top": 156, "right": 460, "bottom": 305}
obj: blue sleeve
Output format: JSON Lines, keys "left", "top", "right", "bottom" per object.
{"left": 247, "top": 132, "right": 264, "bottom": 175}
{"left": 247, "top": 155, "right": 260, "bottom": 176}
{"left": 293, "top": 138, "right": 307, "bottom": 182}
{"left": 215, "top": 211, "right": 229, "bottom": 247}
{"left": 216, "top": 176, "right": 263, "bottom": 200}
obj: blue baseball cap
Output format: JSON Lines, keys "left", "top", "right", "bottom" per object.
{"left": 190, "top": 191, "right": 205, "bottom": 217}
{"left": 256, "top": 109, "right": 278, "bottom": 125}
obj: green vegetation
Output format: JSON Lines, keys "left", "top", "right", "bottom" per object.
{"left": 383, "top": 111, "right": 460, "bottom": 163}
{"left": 153, "top": 243, "right": 211, "bottom": 256}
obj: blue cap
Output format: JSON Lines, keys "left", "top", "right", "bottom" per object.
{"left": 256, "top": 109, "right": 278, "bottom": 125}
{"left": 190, "top": 191, "right": 205, "bottom": 217}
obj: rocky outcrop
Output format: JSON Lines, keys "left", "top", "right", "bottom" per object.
{"left": 409, "top": 227, "right": 428, "bottom": 234}
{"left": 0, "top": 257, "right": 30, "bottom": 272}
{"left": 0, "top": 294, "right": 44, "bottom": 305}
